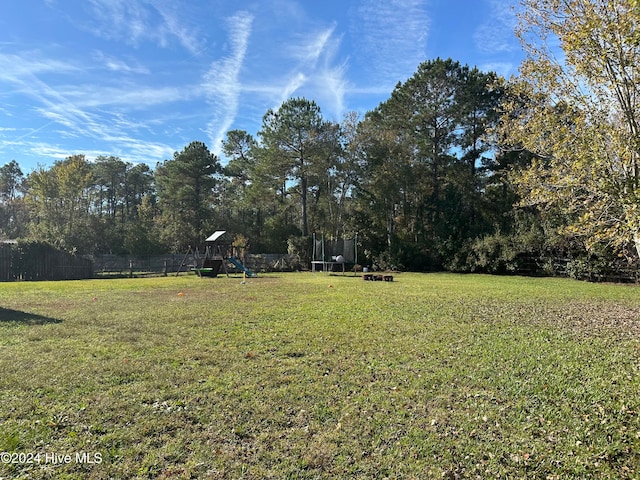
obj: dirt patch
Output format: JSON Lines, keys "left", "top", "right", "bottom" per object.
{"left": 472, "top": 299, "right": 640, "bottom": 341}
{"left": 544, "top": 301, "right": 640, "bottom": 340}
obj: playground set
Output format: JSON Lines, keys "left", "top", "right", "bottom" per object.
{"left": 177, "top": 231, "right": 256, "bottom": 278}
{"left": 177, "top": 231, "right": 392, "bottom": 281}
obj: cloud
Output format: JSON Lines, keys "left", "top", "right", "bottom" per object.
{"left": 265, "top": 25, "right": 349, "bottom": 120}
{"left": 59, "top": 83, "right": 192, "bottom": 110}
{"left": 277, "top": 73, "right": 309, "bottom": 105}
{"left": 85, "top": 0, "right": 204, "bottom": 54}
{"left": 0, "top": 50, "right": 184, "bottom": 166}
{"left": 303, "top": 29, "right": 349, "bottom": 119}
{"left": 93, "top": 51, "right": 150, "bottom": 74}
{"left": 24, "top": 139, "right": 175, "bottom": 165}
{"left": 85, "top": 0, "right": 149, "bottom": 45}
{"left": 351, "top": 0, "right": 430, "bottom": 87}
{"left": 202, "top": 11, "right": 253, "bottom": 154}
{"left": 26, "top": 143, "right": 72, "bottom": 161}
{"left": 0, "top": 57, "right": 102, "bottom": 141}
{"left": 478, "top": 62, "right": 517, "bottom": 78}
{"left": 289, "top": 26, "right": 335, "bottom": 66}
{"left": 152, "top": 0, "right": 205, "bottom": 55}
{"left": 316, "top": 63, "right": 349, "bottom": 119}
{"left": 0, "top": 53, "right": 79, "bottom": 82}
{"left": 474, "top": 0, "right": 519, "bottom": 54}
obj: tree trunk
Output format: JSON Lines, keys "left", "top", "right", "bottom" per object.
{"left": 301, "top": 176, "right": 308, "bottom": 237}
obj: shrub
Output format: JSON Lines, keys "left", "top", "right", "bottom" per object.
{"left": 287, "top": 235, "right": 312, "bottom": 269}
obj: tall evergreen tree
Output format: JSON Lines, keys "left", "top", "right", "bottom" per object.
{"left": 155, "top": 141, "right": 221, "bottom": 251}
{"left": 256, "top": 98, "right": 341, "bottom": 238}
{"left": 354, "top": 59, "right": 503, "bottom": 269}
{"left": 90, "top": 156, "right": 155, "bottom": 253}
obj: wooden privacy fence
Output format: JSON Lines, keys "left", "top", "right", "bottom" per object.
{"left": 0, "top": 245, "right": 11, "bottom": 281}
{"left": 0, "top": 243, "right": 93, "bottom": 281}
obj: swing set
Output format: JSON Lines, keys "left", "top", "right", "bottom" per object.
{"left": 177, "top": 231, "right": 256, "bottom": 278}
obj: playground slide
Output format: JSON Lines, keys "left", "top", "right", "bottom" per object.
{"left": 227, "top": 257, "right": 257, "bottom": 277}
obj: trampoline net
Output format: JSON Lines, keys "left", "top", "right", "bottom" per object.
{"left": 314, "top": 237, "right": 356, "bottom": 263}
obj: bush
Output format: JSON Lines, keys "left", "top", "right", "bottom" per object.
{"left": 371, "top": 240, "right": 440, "bottom": 272}
{"left": 564, "top": 254, "right": 614, "bottom": 281}
{"left": 287, "top": 236, "right": 312, "bottom": 269}
{"left": 466, "top": 233, "right": 522, "bottom": 274}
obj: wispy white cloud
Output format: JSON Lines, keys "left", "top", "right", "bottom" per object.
{"left": 85, "top": 0, "right": 204, "bottom": 54}
{"left": 26, "top": 143, "right": 72, "bottom": 162}
{"left": 289, "top": 26, "right": 335, "bottom": 67}
{"left": 267, "top": 25, "right": 349, "bottom": 120}
{"left": 59, "top": 83, "right": 192, "bottom": 110}
{"left": 152, "top": 0, "right": 204, "bottom": 55}
{"left": 277, "top": 73, "right": 308, "bottom": 105}
{"left": 0, "top": 53, "right": 80, "bottom": 81}
{"left": 0, "top": 51, "right": 184, "bottom": 165}
{"left": 474, "top": 0, "right": 518, "bottom": 55}
{"left": 93, "top": 51, "right": 150, "bottom": 74}
{"left": 202, "top": 11, "right": 253, "bottom": 154}
{"left": 478, "top": 61, "right": 517, "bottom": 78}
{"left": 298, "top": 28, "right": 349, "bottom": 119}
{"left": 1, "top": 62, "right": 103, "bottom": 141}
{"left": 85, "top": 0, "right": 150, "bottom": 45}
{"left": 25, "top": 139, "right": 175, "bottom": 165}
{"left": 351, "top": 0, "right": 430, "bottom": 87}
{"left": 314, "top": 31, "right": 349, "bottom": 119}
{"left": 316, "top": 63, "right": 349, "bottom": 119}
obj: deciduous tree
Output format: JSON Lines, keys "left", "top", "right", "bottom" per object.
{"left": 0, "top": 160, "right": 27, "bottom": 239}
{"left": 25, "top": 155, "right": 94, "bottom": 251}
{"left": 501, "top": 0, "right": 640, "bottom": 259}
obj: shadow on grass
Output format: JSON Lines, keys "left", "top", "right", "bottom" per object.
{"left": 0, "top": 307, "right": 61, "bottom": 325}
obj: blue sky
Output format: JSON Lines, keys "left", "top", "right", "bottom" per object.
{"left": 0, "top": 0, "right": 523, "bottom": 171}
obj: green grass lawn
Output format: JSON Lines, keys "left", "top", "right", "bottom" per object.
{"left": 1, "top": 272, "right": 639, "bottom": 479}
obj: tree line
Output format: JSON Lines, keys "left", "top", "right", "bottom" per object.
{"left": 2, "top": 0, "right": 639, "bottom": 276}
{"left": 0, "top": 60, "right": 512, "bottom": 271}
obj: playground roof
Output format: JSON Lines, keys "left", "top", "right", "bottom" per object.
{"left": 205, "top": 231, "right": 227, "bottom": 243}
